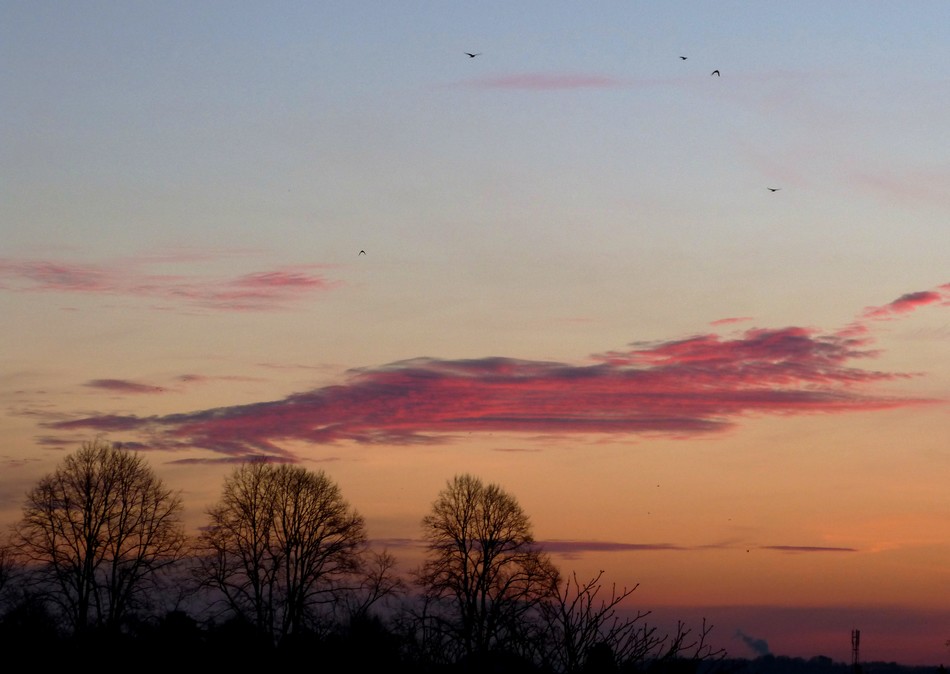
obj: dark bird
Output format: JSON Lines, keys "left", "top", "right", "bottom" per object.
{"left": 711, "top": 69, "right": 720, "bottom": 76}
{"left": 465, "top": 52, "right": 481, "bottom": 58}
{"left": 767, "top": 187, "right": 781, "bottom": 192}
{"left": 359, "top": 250, "right": 366, "bottom": 256}
{"left": 679, "top": 56, "right": 688, "bottom": 60}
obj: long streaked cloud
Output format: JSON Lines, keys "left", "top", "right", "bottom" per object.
{"left": 465, "top": 73, "right": 634, "bottom": 90}
{"left": 79, "top": 374, "right": 263, "bottom": 398}
{"left": 543, "top": 541, "right": 858, "bottom": 556}
{"left": 85, "top": 379, "right": 168, "bottom": 394}
{"left": 760, "top": 545, "right": 857, "bottom": 553}
{"left": 0, "top": 256, "right": 340, "bottom": 311}
{"left": 43, "top": 294, "right": 941, "bottom": 458}
{"left": 543, "top": 540, "right": 687, "bottom": 554}
{"left": 457, "top": 68, "right": 813, "bottom": 92}
{"left": 366, "top": 538, "right": 859, "bottom": 559}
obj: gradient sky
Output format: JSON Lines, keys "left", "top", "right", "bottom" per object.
{"left": 1, "top": 2, "right": 948, "bottom": 665}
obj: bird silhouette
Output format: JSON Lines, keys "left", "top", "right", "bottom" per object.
{"left": 711, "top": 69, "right": 720, "bottom": 76}
{"left": 359, "top": 250, "right": 366, "bottom": 256}
{"left": 679, "top": 56, "right": 688, "bottom": 60}
{"left": 767, "top": 188, "right": 781, "bottom": 192}
{"left": 465, "top": 52, "right": 481, "bottom": 58}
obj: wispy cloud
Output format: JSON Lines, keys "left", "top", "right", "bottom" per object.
{"left": 458, "top": 69, "right": 809, "bottom": 93}
{"left": 85, "top": 379, "right": 168, "bottom": 395}
{"left": 167, "top": 455, "right": 303, "bottom": 466}
{"left": 710, "top": 316, "right": 754, "bottom": 327}
{"left": 464, "top": 72, "right": 633, "bottom": 90}
{"left": 0, "top": 256, "right": 341, "bottom": 311}
{"left": 368, "top": 537, "right": 423, "bottom": 550}
{"left": 492, "top": 447, "right": 543, "bottom": 453}
{"left": 835, "top": 284, "right": 950, "bottom": 337}
{"left": 759, "top": 545, "right": 858, "bottom": 553}
{"left": 543, "top": 540, "right": 687, "bottom": 555}
{"left": 175, "top": 373, "right": 265, "bottom": 385}
{"left": 849, "top": 168, "right": 950, "bottom": 208}
{"left": 542, "top": 541, "right": 859, "bottom": 557}
{"left": 860, "top": 286, "right": 949, "bottom": 321}
{"left": 43, "top": 303, "right": 937, "bottom": 458}
{"left": 81, "top": 374, "right": 264, "bottom": 398}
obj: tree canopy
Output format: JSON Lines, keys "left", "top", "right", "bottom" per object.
{"left": 415, "top": 473, "right": 561, "bottom": 661}
{"left": 14, "top": 439, "right": 185, "bottom": 633}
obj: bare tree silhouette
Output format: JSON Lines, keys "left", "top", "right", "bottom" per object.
{"left": 13, "top": 439, "right": 186, "bottom": 634}
{"left": 413, "top": 473, "right": 560, "bottom": 663}
{"left": 541, "top": 570, "right": 659, "bottom": 673}
{"left": 0, "top": 542, "right": 14, "bottom": 597}
{"left": 195, "top": 462, "right": 367, "bottom": 644}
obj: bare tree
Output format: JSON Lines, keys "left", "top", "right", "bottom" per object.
{"left": 195, "top": 462, "right": 368, "bottom": 644}
{"left": 13, "top": 439, "right": 186, "bottom": 633}
{"left": 646, "top": 617, "right": 727, "bottom": 671}
{"left": 541, "top": 570, "right": 660, "bottom": 673}
{"left": 414, "top": 473, "right": 561, "bottom": 662}
{"left": 0, "top": 541, "right": 14, "bottom": 596}
{"left": 0, "top": 538, "right": 19, "bottom": 620}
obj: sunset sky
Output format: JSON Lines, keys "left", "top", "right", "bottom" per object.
{"left": 1, "top": 2, "right": 948, "bottom": 664}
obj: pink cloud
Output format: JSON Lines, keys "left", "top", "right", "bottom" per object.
{"left": 0, "top": 256, "right": 341, "bottom": 311}
{"left": 2, "top": 261, "right": 114, "bottom": 292}
{"left": 861, "top": 288, "right": 948, "bottom": 320}
{"left": 46, "top": 321, "right": 931, "bottom": 460}
{"left": 709, "top": 316, "right": 753, "bottom": 326}
{"left": 85, "top": 379, "right": 168, "bottom": 394}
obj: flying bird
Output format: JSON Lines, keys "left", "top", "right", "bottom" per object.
{"left": 711, "top": 69, "right": 720, "bottom": 76}
{"left": 679, "top": 56, "right": 688, "bottom": 60}
{"left": 359, "top": 250, "right": 366, "bottom": 256}
{"left": 465, "top": 52, "right": 481, "bottom": 58}
{"left": 767, "top": 188, "right": 781, "bottom": 192}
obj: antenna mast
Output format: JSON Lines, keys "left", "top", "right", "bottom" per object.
{"left": 851, "top": 629, "right": 861, "bottom": 673}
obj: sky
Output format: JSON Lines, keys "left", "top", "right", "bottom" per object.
{"left": 1, "top": 1, "right": 948, "bottom": 665}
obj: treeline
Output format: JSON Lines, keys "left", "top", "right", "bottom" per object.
{"left": 0, "top": 439, "right": 726, "bottom": 673}
{"left": 713, "top": 656, "right": 946, "bottom": 674}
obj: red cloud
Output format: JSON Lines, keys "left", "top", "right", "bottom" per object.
{"left": 47, "top": 324, "right": 930, "bottom": 460}
{"left": 0, "top": 256, "right": 340, "bottom": 311}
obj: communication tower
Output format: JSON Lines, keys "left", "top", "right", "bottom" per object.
{"left": 851, "top": 629, "right": 861, "bottom": 674}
